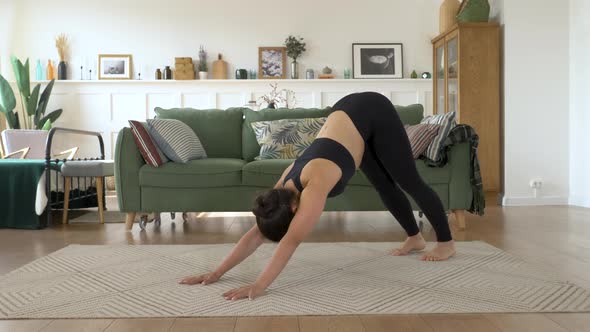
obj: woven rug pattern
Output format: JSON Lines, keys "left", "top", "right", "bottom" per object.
{"left": 0, "top": 242, "right": 589, "bottom": 318}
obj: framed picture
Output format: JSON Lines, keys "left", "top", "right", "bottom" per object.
{"left": 352, "top": 43, "right": 403, "bottom": 79}
{"left": 258, "top": 47, "right": 287, "bottom": 79}
{"left": 98, "top": 54, "right": 133, "bottom": 80}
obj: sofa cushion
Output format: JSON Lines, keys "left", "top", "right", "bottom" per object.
{"left": 242, "top": 107, "right": 332, "bottom": 161}
{"left": 251, "top": 117, "right": 327, "bottom": 160}
{"left": 128, "top": 120, "right": 169, "bottom": 167}
{"left": 421, "top": 111, "right": 457, "bottom": 161}
{"left": 139, "top": 158, "right": 246, "bottom": 188}
{"left": 146, "top": 118, "right": 207, "bottom": 163}
{"left": 155, "top": 107, "right": 246, "bottom": 158}
{"left": 242, "top": 158, "right": 451, "bottom": 188}
{"left": 396, "top": 104, "right": 424, "bottom": 125}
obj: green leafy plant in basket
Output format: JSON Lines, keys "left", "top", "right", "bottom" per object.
{"left": 0, "top": 56, "right": 62, "bottom": 130}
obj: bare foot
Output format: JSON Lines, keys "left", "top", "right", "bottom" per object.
{"left": 420, "top": 241, "right": 456, "bottom": 261}
{"left": 390, "top": 233, "right": 426, "bottom": 256}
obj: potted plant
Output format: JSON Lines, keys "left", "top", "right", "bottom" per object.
{"left": 198, "top": 45, "right": 208, "bottom": 80}
{"left": 284, "top": 35, "right": 306, "bottom": 79}
{"left": 0, "top": 56, "right": 63, "bottom": 131}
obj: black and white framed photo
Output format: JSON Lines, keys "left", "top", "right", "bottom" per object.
{"left": 352, "top": 43, "right": 403, "bottom": 79}
{"left": 98, "top": 54, "right": 133, "bottom": 80}
{"left": 258, "top": 47, "right": 287, "bottom": 79}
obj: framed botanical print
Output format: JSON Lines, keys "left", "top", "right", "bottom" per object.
{"left": 258, "top": 47, "right": 287, "bottom": 79}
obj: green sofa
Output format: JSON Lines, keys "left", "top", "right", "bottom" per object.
{"left": 115, "top": 105, "right": 472, "bottom": 231}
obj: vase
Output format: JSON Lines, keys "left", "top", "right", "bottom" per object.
{"left": 268, "top": 102, "right": 276, "bottom": 109}
{"left": 58, "top": 61, "right": 67, "bottom": 80}
{"left": 163, "top": 66, "right": 172, "bottom": 80}
{"left": 306, "top": 69, "right": 314, "bottom": 79}
{"left": 235, "top": 69, "right": 248, "bottom": 80}
{"left": 290, "top": 61, "right": 299, "bottom": 79}
{"left": 155, "top": 69, "right": 162, "bottom": 80}
{"left": 456, "top": 0, "right": 491, "bottom": 23}
{"left": 439, "top": 0, "right": 461, "bottom": 33}
{"left": 46, "top": 60, "right": 55, "bottom": 80}
{"left": 199, "top": 71, "right": 208, "bottom": 80}
{"left": 36, "top": 60, "right": 44, "bottom": 81}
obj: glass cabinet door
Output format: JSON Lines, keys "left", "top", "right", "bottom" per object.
{"left": 447, "top": 36, "right": 459, "bottom": 114}
{"left": 435, "top": 43, "right": 445, "bottom": 115}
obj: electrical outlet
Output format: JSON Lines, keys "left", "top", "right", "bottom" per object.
{"left": 529, "top": 178, "right": 543, "bottom": 189}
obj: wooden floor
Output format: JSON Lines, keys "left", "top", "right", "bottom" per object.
{"left": 1, "top": 200, "right": 589, "bottom": 331}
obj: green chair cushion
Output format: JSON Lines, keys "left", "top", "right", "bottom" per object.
{"left": 242, "top": 107, "right": 333, "bottom": 162}
{"left": 139, "top": 158, "right": 246, "bottom": 188}
{"left": 155, "top": 107, "right": 246, "bottom": 158}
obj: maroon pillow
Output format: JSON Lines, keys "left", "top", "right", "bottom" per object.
{"left": 128, "top": 120, "right": 168, "bottom": 167}
{"left": 404, "top": 124, "right": 441, "bottom": 159}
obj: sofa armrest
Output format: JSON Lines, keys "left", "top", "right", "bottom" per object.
{"left": 114, "top": 127, "right": 145, "bottom": 212}
{"left": 447, "top": 142, "right": 473, "bottom": 210}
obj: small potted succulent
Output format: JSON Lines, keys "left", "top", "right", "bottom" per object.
{"left": 284, "top": 35, "right": 306, "bottom": 79}
{"left": 198, "top": 45, "right": 208, "bottom": 80}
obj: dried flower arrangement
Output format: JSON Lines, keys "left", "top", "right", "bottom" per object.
{"left": 55, "top": 34, "right": 69, "bottom": 62}
{"left": 257, "top": 83, "right": 297, "bottom": 109}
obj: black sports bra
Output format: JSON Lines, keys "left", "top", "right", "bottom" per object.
{"left": 283, "top": 138, "right": 356, "bottom": 197}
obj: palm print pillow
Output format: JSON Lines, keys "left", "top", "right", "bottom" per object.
{"left": 251, "top": 117, "right": 327, "bottom": 160}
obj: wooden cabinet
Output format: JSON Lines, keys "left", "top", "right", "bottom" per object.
{"left": 432, "top": 22, "right": 501, "bottom": 193}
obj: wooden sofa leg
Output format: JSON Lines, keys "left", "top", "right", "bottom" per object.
{"left": 452, "top": 209, "right": 466, "bottom": 230}
{"left": 125, "top": 212, "right": 136, "bottom": 231}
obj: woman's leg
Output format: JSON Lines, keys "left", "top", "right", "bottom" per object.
{"left": 364, "top": 96, "right": 455, "bottom": 260}
{"left": 360, "top": 145, "right": 427, "bottom": 255}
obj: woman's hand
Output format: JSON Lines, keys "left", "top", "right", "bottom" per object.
{"left": 179, "top": 272, "right": 221, "bottom": 285}
{"left": 223, "top": 284, "right": 265, "bottom": 301}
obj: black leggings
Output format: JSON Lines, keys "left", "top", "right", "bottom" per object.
{"left": 333, "top": 92, "right": 452, "bottom": 242}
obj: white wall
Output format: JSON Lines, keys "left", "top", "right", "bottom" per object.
{"left": 8, "top": 0, "right": 440, "bottom": 79}
{"left": 501, "top": 0, "right": 571, "bottom": 205}
{"left": 0, "top": 0, "right": 17, "bottom": 79}
{"left": 569, "top": 0, "right": 590, "bottom": 208}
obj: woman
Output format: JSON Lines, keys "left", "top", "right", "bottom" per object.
{"left": 180, "top": 92, "right": 456, "bottom": 300}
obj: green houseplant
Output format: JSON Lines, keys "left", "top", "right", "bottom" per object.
{"left": 284, "top": 35, "right": 306, "bottom": 79}
{"left": 198, "top": 45, "right": 208, "bottom": 80}
{"left": 0, "top": 56, "right": 62, "bottom": 130}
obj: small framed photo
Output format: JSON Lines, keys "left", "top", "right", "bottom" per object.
{"left": 98, "top": 54, "right": 133, "bottom": 80}
{"left": 352, "top": 43, "right": 403, "bottom": 79}
{"left": 258, "top": 47, "right": 287, "bottom": 79}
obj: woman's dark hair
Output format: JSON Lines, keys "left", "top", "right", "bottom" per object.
{"left": 252, "top": 188, "right": 297, "bottom": 242}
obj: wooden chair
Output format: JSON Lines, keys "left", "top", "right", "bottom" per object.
{"left": 60, "top": 160, "right": 114, "bottom": 225}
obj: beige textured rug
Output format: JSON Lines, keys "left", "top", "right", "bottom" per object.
{"left": 0, "top": 242, "right": 589, "bottom": 318}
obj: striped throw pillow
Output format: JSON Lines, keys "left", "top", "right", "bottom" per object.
{"left": 420, "top": 112, "right": 457, "bottom": 161}
{"left": 128, "top": 120, "right": 169, "bottom": 167}
{"left": 146, "top": 119, "right": 207, "bottom": 163}
{"left": 404, "top": 124, "right": 441, "bottom": 159}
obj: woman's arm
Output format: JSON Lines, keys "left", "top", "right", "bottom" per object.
{"left": 213, "top": 224, "right": 266, "bottom": 276}
{"left": 273, "top": 162, "right": 294, "bottom": 189}
{"left": 180, "top": 224, "right": 265, "bottom": 285}
{"left": 255, "top": 185, "right": 327, "bottom": 288}
{"left": 222, "top": 182, "right": 329, "bottom": 300}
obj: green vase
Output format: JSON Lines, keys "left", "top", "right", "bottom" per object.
{"left": 411, "top": 70, "right": 418, "bottom": 79}
{"left": 457, "top": 0, "right": 490, "bottom": 23}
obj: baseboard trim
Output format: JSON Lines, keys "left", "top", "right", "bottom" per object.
{"left": 502, "top": 196, "right": 569, "bottom": 206}
{"left": 569, "top": 195, "right": 590, "bottom": 208}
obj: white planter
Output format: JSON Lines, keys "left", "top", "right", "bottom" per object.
{"left": 198, "top": 71, "right": 208, "bottom": 80}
